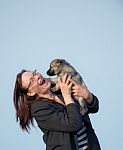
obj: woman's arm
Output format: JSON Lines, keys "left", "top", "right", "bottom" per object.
{"left": 31, "top": 74, "right": 83, "bottom": 132}
{"left": 31, "top": 100, "right": 83, "bottom": 132}
{"left": 86, "top": 93, "right": 99, "bottom": 113}
{"left": 71, "top": 80, "right": 99, "bottom": 113}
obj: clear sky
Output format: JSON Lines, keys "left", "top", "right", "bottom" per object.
{"left": 0, "top": 0, "right": 123, "bottom": 150}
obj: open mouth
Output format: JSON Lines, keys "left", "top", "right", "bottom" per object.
{"left": 40, "top": 79, "right": 46, "bottom": 85}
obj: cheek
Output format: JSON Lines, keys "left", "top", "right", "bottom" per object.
{"left": 41, "top": 82, "right": 51, "bottom": 93}
{"left": 47, "top": 80, "right": 51, "bottom": 86}
{"left": 31, "top": 82, "right": 39, "bottom": 92}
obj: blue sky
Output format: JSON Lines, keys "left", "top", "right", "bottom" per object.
{"left": 0, "top": 0, "right": 123, "bottom": 149}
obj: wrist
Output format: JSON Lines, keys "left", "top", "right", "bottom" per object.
{"left": 64, "top": 96, "right": 75, "bottom": 105}
{"left": 84, "top": 91, "right": 93, "bottom": 104}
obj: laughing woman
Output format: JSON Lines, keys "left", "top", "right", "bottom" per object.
{"left": 13, "top": 69, "right": 101, "bottom": 150}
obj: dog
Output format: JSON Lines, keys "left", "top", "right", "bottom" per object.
{"left": 47, "top": 58, "right": 88, "bottom": 115}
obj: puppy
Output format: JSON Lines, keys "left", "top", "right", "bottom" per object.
{"left": 47, "top": 58, "right": 88, "bottom": 115}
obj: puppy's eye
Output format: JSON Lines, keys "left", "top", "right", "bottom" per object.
{"left": 55, "top": 61, "right": 59, "bottom": 64}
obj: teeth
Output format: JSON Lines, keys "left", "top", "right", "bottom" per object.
{"left": 40, "top": 80, "right": 43, "bottom": 85}
{"left": 42, "top": 79, "right": 45, "bottom": 84}
{"left": 40, "top": 79, "right": 45, "bottom": 85}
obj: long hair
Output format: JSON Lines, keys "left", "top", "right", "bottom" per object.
{"left": 13, "top": 70, "right": 36, "bottom": 132}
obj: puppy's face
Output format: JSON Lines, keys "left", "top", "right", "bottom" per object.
{"left": 47, "top": 59, "right": 65, "bottom": 76}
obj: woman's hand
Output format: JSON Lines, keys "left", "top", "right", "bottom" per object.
{"left": 70, "top": 79, "right": 93, "bottom": 104}
{"left": 58, "top": 74, "right": 74, "bottom": 105}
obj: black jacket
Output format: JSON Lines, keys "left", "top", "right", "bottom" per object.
{"left": 31, "top": 94, "right": 101, "bottom": 150}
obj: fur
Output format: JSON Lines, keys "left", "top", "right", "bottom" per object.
{"left": 47, "top": 59, "right": 88, "bottom": 115}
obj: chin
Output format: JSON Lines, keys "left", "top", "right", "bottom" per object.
{"left": 46, "top": 80, "right": 51, "bottom": 88}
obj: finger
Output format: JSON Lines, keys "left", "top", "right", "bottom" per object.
{"left": 71, "top": 90, "right": 77, "bottom": 95}
{"left": 69, "top": 79, "right": 78, "bottom": 86}
{"left": 66, "top": 75, "right": 72, "bottom": 85}
{"left": 62, "top": 73, "right": 68, "bottom": 83}
{"left": 71, "top": 85, "right": 77, "bottom": 90}
{"left": 73, "top": 92, "right": 77, "bottom": 96}
{"left": 72, "top": 88, "right": 76, "bottom": 92}
{"left": 71, "top": 86, "right": 75, "bottom": 90}
{"left": 68, "top": 81, "right": 73, "bottom": 88}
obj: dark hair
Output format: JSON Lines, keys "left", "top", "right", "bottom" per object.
{"left": 13, "top": 70, "right": 36, "bottom": 132}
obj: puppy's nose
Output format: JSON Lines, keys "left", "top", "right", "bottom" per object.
{"left": 47, "top": 69, "right": 55, "bottom": 76}
{"left": 47, "top": 69, "right": 50, "bottom": 75}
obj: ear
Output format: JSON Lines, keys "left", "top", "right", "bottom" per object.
{"left": 27, "top": 91, "right": 35, "bottom": 97}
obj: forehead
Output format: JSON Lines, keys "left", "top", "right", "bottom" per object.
{"left": 21, "top": 71, "right": 33, "bottom": 87}
{"left": 51, "top": 59, "right": 61, "bottom": 67}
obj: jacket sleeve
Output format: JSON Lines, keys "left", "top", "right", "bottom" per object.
{"left": 31, "top": 100, "right": 83, "bottom": 132}
{"left": 87, "top": 93, "right": 99, "bottom": 114}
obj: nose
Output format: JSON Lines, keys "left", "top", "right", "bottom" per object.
{"left": 36, "top": 72, "right": 41, "bottom": 76}
{"left": 47, "top": 69, "right": 55, "bottom": 76}
{"left": 47, "top": 69, "right": 50, "bottom": 75}
{"left": 35, "top": 72, "right": 43, "bottom": 79}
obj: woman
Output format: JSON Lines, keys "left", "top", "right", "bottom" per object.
{"left": 13, "top": 69, "right": 101, "bottom": 150}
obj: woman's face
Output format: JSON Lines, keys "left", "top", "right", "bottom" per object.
{"left": 21, "top": 70, "right": 51, "bottom": 96}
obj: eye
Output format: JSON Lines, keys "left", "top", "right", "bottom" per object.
{"left": 55, "top": 60, "right": 59, "bottom": 63}
{"left": 28, "top": 78, "right": 34, "bottom": 87}
{"left": 30, "top": 77, "right": 34, "bottom": 83}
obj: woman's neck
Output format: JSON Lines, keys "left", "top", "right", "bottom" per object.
{"left": 38, "top": 91, "right": 54, "bottom": 100}
{"left": 39, "top": 92, "right": 65, "bottom": 105}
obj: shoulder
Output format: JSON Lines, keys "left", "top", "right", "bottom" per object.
{"left": 31, "top": 99, "right": 56, "bottom": 109}
{"left": 31, "top": 99, "right": 60, "bottom": 115}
